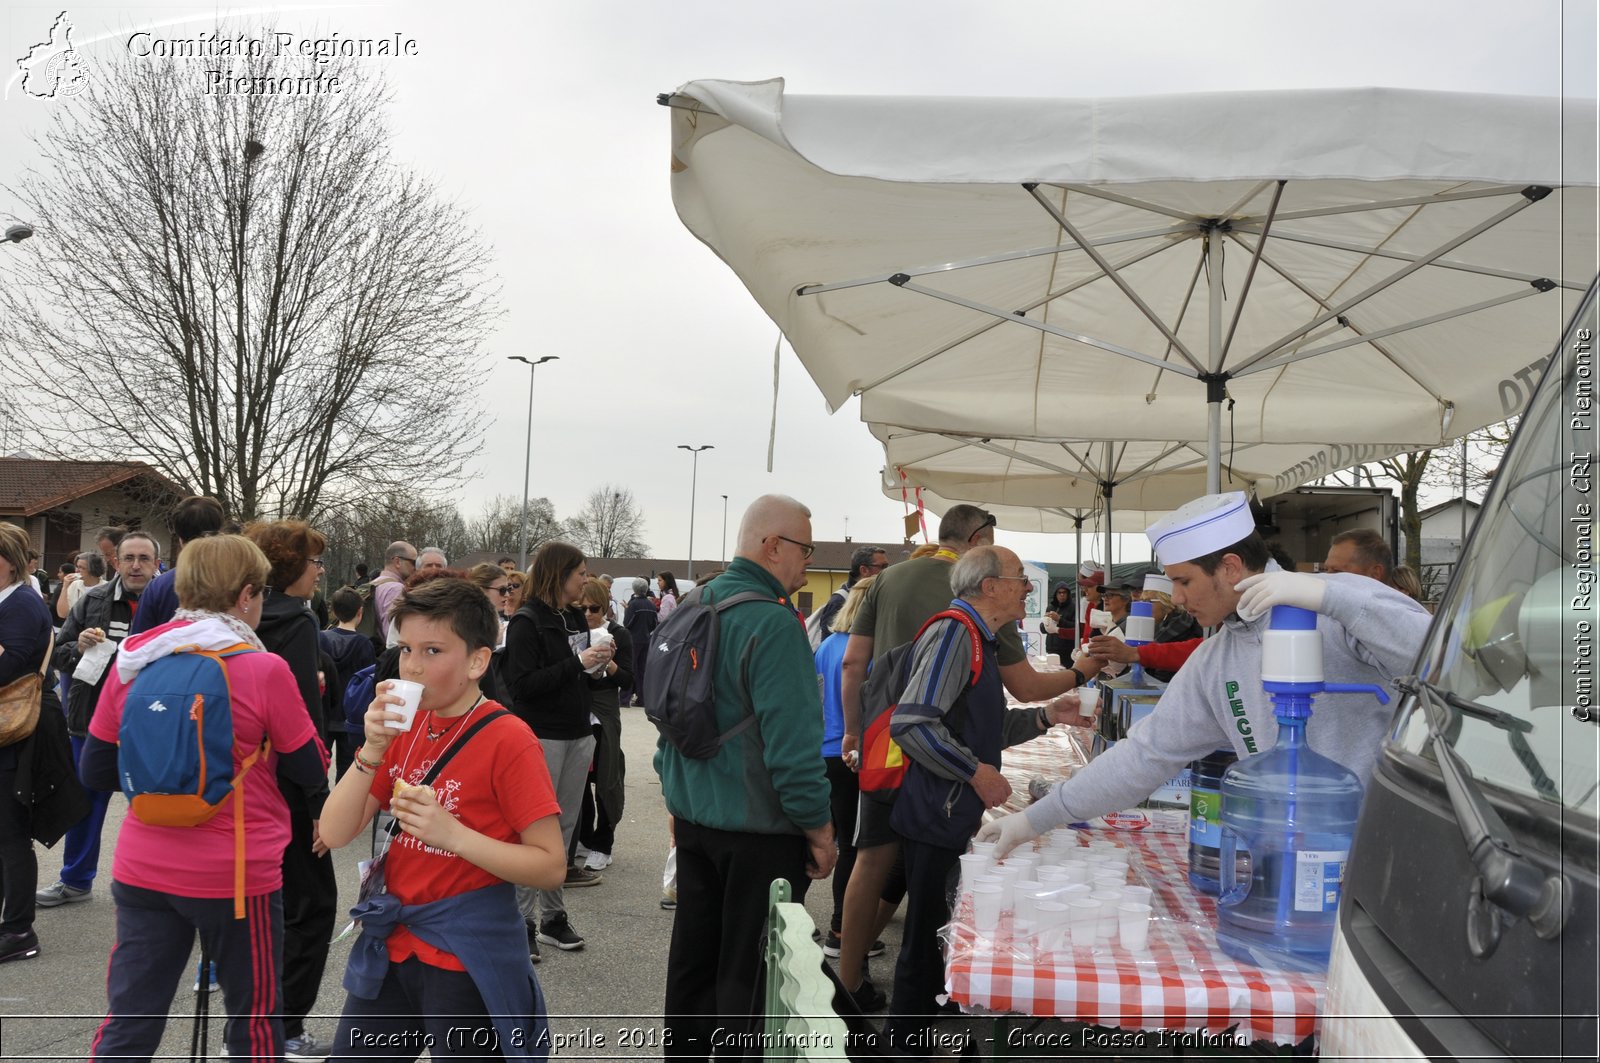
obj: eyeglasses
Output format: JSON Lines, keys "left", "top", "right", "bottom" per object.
{"left": 119, "top": 554, "right": 156, "bottom": 565}
{"left": 863, "top": 561, "right": 888, "bottom": 572}
{"left": 968, "top": 513, "right": 998, "bottom": 543}
{"left": 491, "top": 585, "right": 513, "bottom": 596}
{"left": 582, "top": 604, "right": 607, "bottom": 615}
{"left": 993, "top": 574, "right": 1031, "bottom": 584}
{"left": 774, "top": 535, "right": 815, "bottom": 560}
{"left": 310, "top": 558, "right": 325, "bottom": 568}
{"left": 399, "top": 555, "right": 418, "bottom": 564}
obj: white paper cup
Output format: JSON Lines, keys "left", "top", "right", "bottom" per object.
{"left": 959, "top": 853, "right": 990, "bottom": 894}
{"left": 1094, "top": 870, "right": 1128, "bottom": 889}
{"left": 1013, "top": 880, "right": 1043, "bottom": 925}
{"left": 1078, "top": 685, "right": 1102, "bottom": 717}
{"left": 1118, "top": 902, "right": 1152, "bottom": 949}
{"left": 384, "top": 679, "right": 424, "bottom": 731}
{"left": 1122, "top": 885, "right": 1153, "bottom": 906}
{"left": 1062, "top": 863, "right": 1091, "bottom": 885}
{"left": 1037, "top": 899, "right": 1071, "bottom": 930}
{"left": 1091, "top": 890, "right": 1123, "bottom": 939}
{"left": 971, "top": 884, "right": 1002, "bottom": 932}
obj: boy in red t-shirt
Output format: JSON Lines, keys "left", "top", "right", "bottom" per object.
{"left": 320, "top": 578, "right": 565, "bottom": 1059}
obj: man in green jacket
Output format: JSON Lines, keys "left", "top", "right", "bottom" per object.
{"left": 656, "top": 493, "right": 836, "bottom": 1061}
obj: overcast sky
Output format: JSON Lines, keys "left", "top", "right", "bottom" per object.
{"left": 2, "top": 1, "right": 1594, "bottom": 566}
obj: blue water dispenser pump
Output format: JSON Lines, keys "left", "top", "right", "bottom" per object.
{"left": 1124, "top": 599, "right": 1155, "bottom": 686}
{"left": 1214, "top": 604, "right": 1389, "bottom": 973}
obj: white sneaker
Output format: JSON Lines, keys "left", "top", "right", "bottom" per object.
{"left": 584, "top": 851, "right": 612, "bottom": 871}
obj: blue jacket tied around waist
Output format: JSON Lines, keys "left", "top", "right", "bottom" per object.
{"left": 345, "top": 882, "right": 548, "bottom": 1060}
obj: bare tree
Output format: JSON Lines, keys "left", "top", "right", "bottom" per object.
{"left": 567, "top": 485, "right": 649, "bottom": 558}
{"left": 465, "top": 493, "right": 567, "bottom": 559}
{"left": 0, "top": 32, "right": 497, "bottom": 520}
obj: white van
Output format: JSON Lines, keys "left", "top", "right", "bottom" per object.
{"left": 1320, "top": 282, "right": 1597, "bottom": 1059}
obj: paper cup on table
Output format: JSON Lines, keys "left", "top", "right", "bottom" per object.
{"left": 991, "top": 865, "right": 1022, "bottom": 911}
{"left": 1061, "top": 862, "right": 1091, "bottom": 885}
{"left": 1122, "top": 885, "right": 1153, "bottom": 906}
{"left": 1118, "top": 902, "right": 1153, "bottom": 950}
{"left": 1036, "top": 900, "right": 1070, "bottom": 930}
{"left": 1091, "top": 890, "right": 1122, "bottom": 939}
{"left": 970, "top": 884, "right": 1002, "bottom": 932}
{"left": 383, "top": 680, "right": 424, "bottom": 731}
{"left": 959, "top": 853, "right": 990, "bottom": 895}
{"left": 1067, "top": 898, "right": 1100, "bottom": 947}
{"left": 969, "top": 839, "right": 997, "bottom": 860}
{"left": 1094, "top": 870, "right": 1128, "bottom": 890}
{"left": 1012, "top": 880, "right": 1044, "bottom": 925}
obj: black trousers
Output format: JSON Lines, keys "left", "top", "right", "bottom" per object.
{"left": 885, "top": 837, "right": 963, "bottom": 1058}
{"left": 0, "top": 746, "right": 35, "bottom": 936}
{"left": 824, "top": 756, "right": 859, "bottom": 934}
{"left": 90, "top": 881, "right": 284, "bottom": 1062}
{"left": 664, "top": 819, "right": 808, "bottom": 1062}
{"left": 330, "top": 956, "right": 512, "bottom": 1060}
{"left": 281, "top": 793, "right": 337, "bottom": 1039}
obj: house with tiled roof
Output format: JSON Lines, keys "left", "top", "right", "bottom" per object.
{"left": 0, "top": 456, "right": 188, "bottom": 571}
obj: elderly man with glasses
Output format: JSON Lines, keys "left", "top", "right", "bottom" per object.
{"left": 883, "top": 545, "right": 1086, "bottom": 1048}
{"left": 369, "top": 540, "right": 418, "bottom": 640}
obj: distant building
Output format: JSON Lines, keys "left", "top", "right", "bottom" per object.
{"left": 0, "top": 456, "right": 187, "bottom": 571}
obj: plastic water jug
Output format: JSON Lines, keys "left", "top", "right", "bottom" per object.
{"left": 1186, "top": 749, "right": 1236, "bottom": 894}
{"left": 1214, "top": 605, "right": 1386, "bottom": 973}
{"left": 1124, "top": 600, "right": 1155, "bottom": 686}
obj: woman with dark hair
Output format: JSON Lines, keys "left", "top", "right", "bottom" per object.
{"left": 1041, "top": 581, "right": 1074, "bottom": 659}
{"left": 655, "top": 571, "right": 680, "bottom": 620}
{"left": 242, "top": 520, "right": 335, "bottom": 1060}
{"left": 502, "top": 541, "right": 614, "bottom": 956}
{"left": 572, "top": 578, "right": 632, "bottom": 873}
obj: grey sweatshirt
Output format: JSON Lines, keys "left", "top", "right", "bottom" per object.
{"left": 1025, "top": 571, "right": 1433, "bottom": 834}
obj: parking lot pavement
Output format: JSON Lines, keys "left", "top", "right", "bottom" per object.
{"left": 2, "top": 707, "right": 890, "bottom": 1060}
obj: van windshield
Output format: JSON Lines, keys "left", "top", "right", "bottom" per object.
{"left": 1389, "top": 284, "right": 1598, "bottom": 814}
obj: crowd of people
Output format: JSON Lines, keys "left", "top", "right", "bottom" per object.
{"left": 0, "top": 488, "right": 1435, "bottom": 1062}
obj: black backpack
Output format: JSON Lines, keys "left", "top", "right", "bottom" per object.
{"left": 642, "top": 585, "right": 782, "bottom": 758}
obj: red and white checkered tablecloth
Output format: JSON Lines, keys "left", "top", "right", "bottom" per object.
{"left": 943, "top": 729, "right": 1326, "bottom": 1046}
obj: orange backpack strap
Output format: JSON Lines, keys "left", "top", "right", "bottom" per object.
{"left": 230, "top": 739, "right": 270, "bottom": 919}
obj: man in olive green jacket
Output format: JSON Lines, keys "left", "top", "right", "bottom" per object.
{"left": 655, "top": 494, "right": 836, "bottom": 1061}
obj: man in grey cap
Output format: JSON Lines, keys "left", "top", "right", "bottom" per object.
{"left": 980, "top": 491, "right": 1432, "bottom": 855}
{"left": 621, "top": 577, "right": 658, "bottom": 707}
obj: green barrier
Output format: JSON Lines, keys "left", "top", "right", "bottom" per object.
{"left": 763, "top": 879, "right": 850, "bottom": 1060}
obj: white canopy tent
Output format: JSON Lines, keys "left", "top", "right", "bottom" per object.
{"left": 876, "top": 425, "right": 1411, "bottom": 565}
{"left": 667, "top": 81, "right": 1597, "bottom": 498}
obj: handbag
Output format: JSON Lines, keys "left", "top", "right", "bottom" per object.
{"left": 0, "top": 629, "right": 54, "bottom": 747}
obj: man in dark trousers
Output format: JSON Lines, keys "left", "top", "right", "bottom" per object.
{"left": 655, "top": 495, "right": 836, "bottom": 1061}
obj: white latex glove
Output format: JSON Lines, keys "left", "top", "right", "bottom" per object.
{"left": 1234, "top": 571, "right": 1327, "bottom": 622}
{"left": 974, "top": 810, "right": 1038, "bottom": 859}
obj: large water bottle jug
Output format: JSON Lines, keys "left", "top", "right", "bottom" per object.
{"left": 1214, "top": 605, "right": 1386, "bottom": 973}
{"left": 1186, "top": 749, "right": 1236, "bottom": 894}
{"left": 1124, "top": 600, "right": 1155, "bottom": 687}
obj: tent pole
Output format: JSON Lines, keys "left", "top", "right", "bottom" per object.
{"left": 1103, "top": 442, "right": 1115, "bottom": 577}
{"left": 1206, "top": 225, "right": 1224, "bottom": 495}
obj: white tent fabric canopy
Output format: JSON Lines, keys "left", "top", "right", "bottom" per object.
{"left": 876, "top": 425, "right": 1409, "bottom": 513}
{"left": 668, "top": 81, "right": 1597, "bottom": 493}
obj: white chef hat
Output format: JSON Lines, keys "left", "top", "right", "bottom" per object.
{"left": 1077, "top": 560, "right": 1105, "bottom": 582}
{"left": 1146, "top": 492, "right": 1256, "bottom": 566}
{"left": 1143, "top": 572, "right": 1173, "bottom": 595}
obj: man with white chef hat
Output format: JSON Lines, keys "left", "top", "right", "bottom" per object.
{"left": 980, "top": 491, "right": 1432, "bottom": 855}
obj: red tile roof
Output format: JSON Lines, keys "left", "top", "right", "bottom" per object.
{"left": 0, "top": 457, "right": 186, "bottom": 516}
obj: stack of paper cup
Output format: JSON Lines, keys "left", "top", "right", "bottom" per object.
{"left": 1118, "top": 902, "right": 1152, "bottom": 949}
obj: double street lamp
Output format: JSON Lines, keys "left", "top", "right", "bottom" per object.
{"left": 677, "top": 444, "right": 713, "bottom": 580}
{"left": 511, "top": 355, "right": 559, "bottom": 569}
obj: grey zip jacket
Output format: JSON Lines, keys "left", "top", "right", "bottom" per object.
{"left": 1025, "top": 569, "right": 1433, "bottom": 834}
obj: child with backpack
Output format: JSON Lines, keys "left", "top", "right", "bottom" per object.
{"left": 79, "top": 535, "right": 330, "bottom": 1063}
{"left": 321, "top": 587, "right": 377, "bottom": 779}
{"left": 317, "top": 575, "right": 566, "bottom": 1060}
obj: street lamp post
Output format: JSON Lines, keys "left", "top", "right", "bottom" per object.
{"left": 511, "top": 356, "right": 559, "bottom": 569}
{"left": 678, "top": 444, "right": 714, "bottom": 580}
{"left": 721, "top": 494, "right": 729, "bottom": 565}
